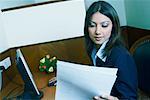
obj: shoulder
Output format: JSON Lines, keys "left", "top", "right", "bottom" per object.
{"left": 109, "top": 45, "right": 136, "bottom": 68}
{"left": 111, "top": 45, "right": 131, "bottom": 59}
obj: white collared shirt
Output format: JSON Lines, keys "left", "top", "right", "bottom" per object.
{"left": 91, "top": 39, "right": 109, "bottom": 66}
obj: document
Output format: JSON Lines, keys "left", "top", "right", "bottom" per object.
{"left": 55, "top": 60, "right": 118, "bottom": 100}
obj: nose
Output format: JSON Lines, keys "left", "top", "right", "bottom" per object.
{"left": 95, "top": 25, "right": 101, "bottom": 35}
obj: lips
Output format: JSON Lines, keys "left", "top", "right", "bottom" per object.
{"left": 95, "top": 36, "right": 103, "bottom": 41}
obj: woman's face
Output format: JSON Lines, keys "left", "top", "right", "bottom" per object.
{"left": 88, "top": 12, "right": 113, "bottom": 46}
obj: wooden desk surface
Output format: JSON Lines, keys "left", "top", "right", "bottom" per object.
{"left": 0, "top": 72, "right": 56, "bottom": 100}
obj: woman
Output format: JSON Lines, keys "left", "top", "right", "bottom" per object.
{"left": 84, "top": 1, "right": 138, "bottom": 100}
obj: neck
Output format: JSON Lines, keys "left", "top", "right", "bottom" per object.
{"left": 96, "top": 44, "right": 101, "bottom": 51}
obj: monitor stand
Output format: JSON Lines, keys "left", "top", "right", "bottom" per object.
{"left": 16, "top": 91, "right": 43, "bottom": 100}
{"left": 16, "top": 84, "right": 43, "bottom": 99}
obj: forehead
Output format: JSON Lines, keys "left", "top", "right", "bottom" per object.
{"left": 91, "top": 12, "right": 111, "bottom": 23}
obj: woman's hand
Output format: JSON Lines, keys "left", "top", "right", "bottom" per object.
{"left": 93, "top": 95, "right": 119, "bottom": 100}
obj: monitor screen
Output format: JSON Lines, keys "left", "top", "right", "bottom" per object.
{"left": 16, "top": 49, "right": 43, "bottom": 99}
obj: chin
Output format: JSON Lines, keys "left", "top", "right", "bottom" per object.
{"left": 95, "top": 41, "right": 103, "bottom": 45}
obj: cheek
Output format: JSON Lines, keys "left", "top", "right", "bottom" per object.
{"left": 88, "top": 28, "right": 95, "bottom": 36}
{"left": 106, "top": 31, "right": 111, "bottom": 38}
{"left": 88, "top": 28, "right": 93, "bottom": 33}
{"left": 88, "top": 28, "right": 95, "bottom": 41}
{"left": 104, "top": 27, "right": 112, "bottom": 38}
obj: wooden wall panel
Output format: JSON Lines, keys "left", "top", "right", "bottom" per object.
{"left": 121, "top": 26, "right": 150, "bottom": 49}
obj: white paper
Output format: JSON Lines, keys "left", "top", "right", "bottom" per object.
{"left": 56, "top": 60, "right": 118, "bottom": 100}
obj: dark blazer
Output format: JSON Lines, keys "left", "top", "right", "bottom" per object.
{"left": 95, "top": 45, "right": 138, "bottom": 100}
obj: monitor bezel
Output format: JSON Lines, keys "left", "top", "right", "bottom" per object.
{"left": 16, "top": 49, "right": 40, "bottom": 96}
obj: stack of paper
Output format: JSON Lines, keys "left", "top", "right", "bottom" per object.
{"left": 55, "top": 61, "right": 117, "bottom": 100}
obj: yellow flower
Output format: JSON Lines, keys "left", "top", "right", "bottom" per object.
{"left": 48, "top": 66, "right": 54, "bottom": 72}
{"left": 40, "top": 58, "right": 45, "bottom": 63}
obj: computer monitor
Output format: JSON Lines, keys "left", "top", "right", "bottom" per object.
{"left": 16, "top": 49, "right": 43, "bottom": 99}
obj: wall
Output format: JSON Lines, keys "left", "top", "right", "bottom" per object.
{"left": 84, "top": 0, "right": 127, "bottom": 26}
{"left": 125, "top": 0, "right": 150, "bottom": 30}
{"left": 0, "top": 0, "right": 61, "bottom": 10}
{"left": 34, "top": 0, "right": 52, "bottom": 3}
{"left": 0, "top": 11, "right": 8, "bottom": 53}
{"left": 0, "top": 0, "right": 35, "bottom": 9}
{"left": 0, "top": 0, "right": 85, "bottom": 53}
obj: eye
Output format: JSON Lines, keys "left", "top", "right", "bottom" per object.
{"left": 88, "top": 21, "right": 96, "bottom": 27}
{"left": 101, "top": 22, "right": 109, "bottom": 28}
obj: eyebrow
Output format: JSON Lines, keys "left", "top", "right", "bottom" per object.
{"left": 90, "top": 20, "right": 110, "bottom": 25}
{"left": 89, "top": 21, "right": 96, "bottom": 24}
{"left": 101, "top": 21, "right": 110, "bottom": 24}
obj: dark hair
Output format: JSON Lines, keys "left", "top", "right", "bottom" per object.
{"left": 84, "top": 1, "right": 122, "bottom": 58}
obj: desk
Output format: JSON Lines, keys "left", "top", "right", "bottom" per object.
{"left": 0, "top": 72, "right": 56, "bottom": 100}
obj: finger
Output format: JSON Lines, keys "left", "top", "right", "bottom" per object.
{"left": 93, "top": 96, "right": 104, "bottom": 100}
{"left": 93, "top": 96, "right": 100, "bottom": 100}
{"left": 101, "top": 95, "right": 118, "bottom": 100}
